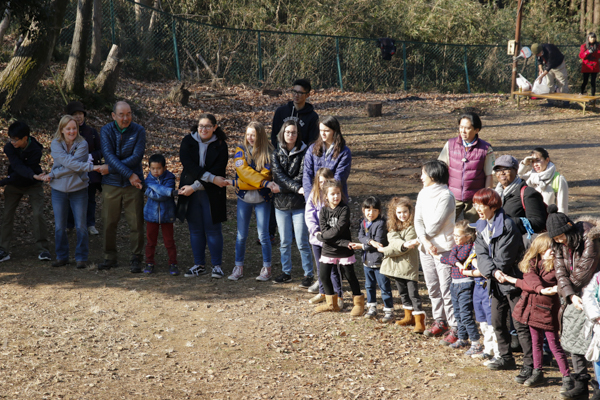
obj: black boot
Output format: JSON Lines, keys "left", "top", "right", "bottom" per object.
{"left": 591, "top": 379, "right": 600, "bottom": 400}
{"left": 562, "top": 373, "right": 591, "bottom": 400}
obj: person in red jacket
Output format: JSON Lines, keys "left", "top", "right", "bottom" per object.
{"left": 579, "top": 32, "right": 600, "bottom": 95}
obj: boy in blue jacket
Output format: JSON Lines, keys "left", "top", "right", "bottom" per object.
{"left": 144, "top": 154, "right": 178, "bottom": 275}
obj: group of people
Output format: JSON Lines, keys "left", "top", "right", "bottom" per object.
{"left": 3, "top": 77, "right": 600, "bottom": 398}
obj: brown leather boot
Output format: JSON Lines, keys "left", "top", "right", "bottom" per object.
{"left": 413, "top": 313, "right": 426, "bottom": 334}
{"left": 315, "top": 295, "right": 340, "bottom": 313}
{"left": 350, "top": 295, "right": 365, "bottom": 317}
{"left": 395, "top": 309, "right": 415, "bottom": 326}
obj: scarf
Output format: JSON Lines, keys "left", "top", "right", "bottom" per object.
{"left": 495, "top": 176, "right": 522, "bottom": 205}
{"left": 526, "top": 162, "right": 557, "bottom": 206}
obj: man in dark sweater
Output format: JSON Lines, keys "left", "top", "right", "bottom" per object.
{"left": 531, "top": 43, "right": 569, "bottom": 94}
{"left": 271, "top": 79, "right": 319, "bottom": 148}
{"left": 0, "top": 121, "right": 51, "bottom": 262}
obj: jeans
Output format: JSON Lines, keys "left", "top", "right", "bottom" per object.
{"left": 235, "top": 199, "right": 271, "bottom": 267}
{"left": 530, "top": 326, "right": 570, "bottom": 376}
{"left": 312, "top": 245, "right": 343, "bottom": 297}
{"left": 186, "top": 190, "right": 223, "bottom": 266}
{"left": 67, "top": 182, "right": 101, "bottom": 228}
{"left": 491, "top": 292, "right": 533, "bottom": 366}
{"left": 275, "top": 208, "right": 312, "bottom": 277}
{"left": 52, "top": 188, "right": 89, "bottom": 261}
{"left": 364, "top": 266, "right": 393, "bottom": 309}
{"left": 146, "top": 222, "right": 177, "bottom": 265}
{"left": 450, "top": 280, "right": 480, "bottom": 341}
{"left": 420, "top": 251, "right": 455, "bottom": 326}
{"left": 394, "top": 277, "right": 423, "bottom": 312}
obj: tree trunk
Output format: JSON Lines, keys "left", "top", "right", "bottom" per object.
{"left": 588, "top": 0, "right": 594, "bottom": 28}
{"left": 144, "top": 0, "right": 161, "bottom": 57}
{"left": 0, "top": 8, "right": 11, "bottom": 45}
{"left": 0, "top": 0, "right": 70, "bottom": 113}
{"left": 595, "top": 0, "right": 600, "bottom": 28}
{"left": 582, "top": 0, "right": 587, "bottom": 32}
{"left": 134, "top": 0, "right": 153, "bottom": 35}
{"left": 89, "top": 0, "right": 102, "bottom": 70}
{"left": 62, "top": 0, "right": 94, "bottom": 95}
{"left": 94, "top": 44, "right": 122, "bottom": 100}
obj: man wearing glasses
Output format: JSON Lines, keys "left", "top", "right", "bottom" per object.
{"left": 271, "top": 79, "right": 319, "bottom": 148}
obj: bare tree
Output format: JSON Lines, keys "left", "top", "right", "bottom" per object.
{"left": 89, "top": 0, "right": 102, "bottom": 70}
{"left": 582, "top": 0, "right": 587, "bottom": 32}
{"left": 62, "top": 0, "right": 94, "bottom": 95}
{"left": 0, "top": 6, "right": 10, "bottom": 45}
{"left": 94, "top": 44, "right": 122, "bottom": 100}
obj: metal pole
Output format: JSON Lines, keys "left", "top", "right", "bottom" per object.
{"left": 172, "top": 17, "right": 181, "bottom": 81}
{"left": 464, "top": 46, "right": 471, "bottom": 94}
{"left": 403, "top": 42, "right": 407, "bottom": 91}
{"left": 110, "top": 0, "right": 115, "bottom": 44}
{"left": 510, "top": 0, "right": 524, "bottom": 98}
{"left": 257, "top": 31, "right": 263, "bottom": 83}
{"left": 335, "top": 37, "right": 343, "bottom": 91}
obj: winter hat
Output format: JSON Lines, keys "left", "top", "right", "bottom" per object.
{"left": 546, "top": 204, "right": 575, "bottom": 238}
{"left": 65, "top": 101, "right": 86, "bottom": 116}
{"left": 530, "top": 43, "right": 541, "bottom": 56}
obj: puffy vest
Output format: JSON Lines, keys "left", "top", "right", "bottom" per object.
{"left": 447, "top": 136, "right": 490, "bottom": 202}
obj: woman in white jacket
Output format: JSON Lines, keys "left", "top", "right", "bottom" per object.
{"left": 518, "top": 147, "right": 568, "bottom": 214}
{"left": 414, "top": 160, "right": 456, "bottom": 341}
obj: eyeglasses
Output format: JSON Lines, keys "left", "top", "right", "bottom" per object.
{"left": 198, "top": 125, "right": 214, "bottom": 130}
{"left": 494, "top": 168, "right": 512, "bottom": 175}
{"left": 291, "top": 90, "right": 308, "bottom": 96}
{"left": 9, "top": 138, "right": 21, "bottom": 143}
{"left": 284, "top": 130, "right": 298, "bottom": 135}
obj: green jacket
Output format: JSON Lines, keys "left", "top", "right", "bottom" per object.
{"left": 379, "top": 226, "right": 419, "bottom": 282}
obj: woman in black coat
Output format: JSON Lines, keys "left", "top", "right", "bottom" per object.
{"left": 176, "top": 113, "right": 229, "bottom": 279}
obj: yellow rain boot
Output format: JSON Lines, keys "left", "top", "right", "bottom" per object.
{"left": 315, "top": 295, "right": 340, "bottom": 313}
{"left": 395, "top": 309, "right": 415, "bottom": 326}
{"left": 413, "top": 313, "right": 426, "bottom": 334}
{"left": 350, "top": 295, "right": 365, "bottom": 317}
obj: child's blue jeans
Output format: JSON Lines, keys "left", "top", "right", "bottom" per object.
{"left": 451, "top": 280, "right": 480, "bottom": 341}
{"left": 364, "top": 266, "right": 393, "bottom": 309}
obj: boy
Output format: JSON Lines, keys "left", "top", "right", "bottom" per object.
{"left": 0, "top": 121, "right": 51, "bottom": 261}
{"left": 143, "top": 154, "right": 178, "bottom": 275}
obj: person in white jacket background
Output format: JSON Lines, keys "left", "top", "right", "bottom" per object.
{"left": 518, "top": 147, "right": 568, "bottom": 214}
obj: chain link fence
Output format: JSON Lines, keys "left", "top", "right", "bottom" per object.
{"left": 57, "top": 0, "right": 582, "bottom": 94}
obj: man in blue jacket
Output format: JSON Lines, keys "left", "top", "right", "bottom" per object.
{"left": 98, "top": 101, "right": 146, "bottom": 273}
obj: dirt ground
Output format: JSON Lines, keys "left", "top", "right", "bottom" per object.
{"left": 1, "top": 85, "right": 600, "bottom": 399}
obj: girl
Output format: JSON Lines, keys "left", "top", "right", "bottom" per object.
{"left": 271, "top": 121, "right": 313, "bottom": 286}
{"left": 305, "top": 168, "right": 345, "bottom": 310}
{"left": 314, "top": 180, "right": 363, "bottom": 316}
{"left": 504, "top": 233, "right": 571, "bottom": 389}
{"left": 229, "top": 121, "right": 279, "bottom": 281}
{"left": 177, "top": 113, "right": 229, "bottom": 279}
{"left": 45, "top": 115, "right": 106, "bottom": 268}
{"left": 376, "top": 197, "right": 424, "bottom": 333}
{"left": 579, "top": 32, "right": 600, "bottom": 96}
{"left": 518, "top": 147, "right": 569, "bottom": 214}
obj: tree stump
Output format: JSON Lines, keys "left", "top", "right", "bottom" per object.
{"left": 367, "top": 102, "right": 382, "bottom": 117}
{"left": 262, "top": 89, "right": 282, "bottom": 97}
{"left": 168, "top": 82, "right": 191, "bottom": 106}
{"left": 94, "top": 44, "right": 122, "bottom": 101}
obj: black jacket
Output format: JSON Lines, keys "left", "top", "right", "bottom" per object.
{"left": 317, "top": 202, "right": 354, "bottom": 259}
{"left": 0, "top": 136, "right": 43, "bottom": 187}
{"left": 271, "top": 101, "right": 319, "bottom": 147}
{"left": 537, "top": 43, "right": 565, "bottom": 71}
{"left": 502, "top": 181, "right": 547, "bottom": 235}
{"left": 176, "top": 133, "right": 228, "bottom": 224}
{"left": 358, "top": 217, "right": 388, "bottom": 267}
{"left": 272, "top": 143, "right": 307, "bottom": 211}
{"left": 79, "top": 122, "right": 102, "bottom": 184}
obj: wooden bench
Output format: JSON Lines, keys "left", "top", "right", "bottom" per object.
{"left": 511, "top": 91, "right": 600, "bottom": 115}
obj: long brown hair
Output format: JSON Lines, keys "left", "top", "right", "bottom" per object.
{"left": 387, "top": 197, "right": 413, "bottom": 232}
{"left": 312, "top": 116, "right": 346, "bottom": 159}
{"left": 310, "top": 168, "right": 334, "bottom": 206}
{"left": 244, "top": 121, "right": 273, "bottom": 171}
{"left": 519, "top": 233, "right": 554, "bottom": 273}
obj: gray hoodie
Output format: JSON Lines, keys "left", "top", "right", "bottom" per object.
{"left": 49, "top": 137, "right": 93, "bottom": 193}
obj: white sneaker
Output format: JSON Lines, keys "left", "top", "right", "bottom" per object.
{"left": 88, "top": 226, "right": 99, "bottom": 235}
{"left": 309, "top": 293, "right": 325, "bottom": 304}
{"left": 255, "top": 266, "right": 271, "bottom": 281}
{"left": 211, "top": 265, "right": 224, "bottom": 279}
{"left": 307, "top": 281, "right": 319, "bottom": 293}
{"left": 483, "top": 357, "right": 499, "bottom": 367}
{"left": 228, "top": 266, "right": 243, "bottom": 281}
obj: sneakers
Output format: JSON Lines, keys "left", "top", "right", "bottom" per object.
{"left": 273, "top": 273, "right": 292, "bottom": 283}
{"left": 51, "top": 259, "right": 69, "bottom": 268}
{"left": 227, "top": 266, "right": 242, "bottom": 281}
{"left": 256, "top": 267, "right": 272, "bottom": 281}
{"left": 380, "top": 310, "right": 394, "bottom": 323}
{"left": 465, "top": 343, "right": 484, "bottom": 357}
{"left": 364, "top": 305, "right": 377, "bottom": 319}
{"left": 473, "top": 352, "right": 493, "bottom": 360}
{"left": 439, "top": 328, "right": 459, "bottom": 346}
{"left": 38, "top": 251, "right": 51, "bottom": 261}
{"left": 299, "top": 276, "right": 314, "bottom": 288}
{"left": 449, "top": 339, "right": 470, "bottom": 349}
{"left": 88, "top": 226, "right": 99, "bottom": 235}
{"left": 515, "top": 366, "right": 534, "bottom": 384}
{"left": 424, "top": 320, "right": 449, "bottom": 337}
{"left": 483, "top": 357, "right": 499, "bottom": 367}
{"left": 0, "top": 250, "right": 10, "bottom": 262}
{"left": 524, "top": 368, "right": 545, "bottom": 387}
{"left": 130, "top": 257, "right": 142, "bottom": 273}
{"left": 309, "top": 293, "right": 325, "bottom": 304}
{"left": 98, "top": 259, "right": 117, "bottom": 270}
{"left": 76, "top": 261, "right": 87, "bottom": 269}
{"left": 212, "top": 265, "right": 225, "bottom": 279}
{"left": 307, "top": 281, "right": 320, "bottom": 293}
{"left": 169, "top": 264, "right": 180, "bottom": 276}
{"left": 144, "top": 263, "right": 155, "bottom": 274}
{"left": 487, "top": 357, "right": 517, "bottom": 371}
{"left": 184, "top": 265, "right": 207, "bottom": 277}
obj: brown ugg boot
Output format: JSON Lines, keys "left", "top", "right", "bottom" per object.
{"left": 413, "top": 313, "right": 426, "bottom": 334}
{"left": 350, "top": 295, "right": 365, "bottom": 317}
{"left": 395, "top": 309, "right": 415, "bottom": 326}
{"left": 315, "top": 295, "right": 340, "bottom": 313}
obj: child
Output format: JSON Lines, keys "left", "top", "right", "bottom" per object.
{"left": 349, "top": 196, "right": 392, "bottom": 322}
{"left": 143, "top": 154, "right": 178, "bottom": 275}
{"left": 505, "top": 233, "right": 571, "bottom": 388}
{"left": 0, "top": 121, "right": 51, "bottom": 262}
{"left": 305, "top": 168, "right": 345, "bottom": 309}
{"left": 230, "top": 121, "right": 279, "bottom": 281}
{"left": 376, "top": 197, "right": 424, "bottom": 333}
{"left": 315, "top": 180, "right": 364, "bottom": 316}
{"left": 437, "top": 220, "right": 481, "bottom": 353}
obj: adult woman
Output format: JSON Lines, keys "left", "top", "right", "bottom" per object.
{"left": 518, "top": 147, "right": 569, "bottom": 214}
{"left": 472, "top": 188, "right": 533, "bottom": 384}
{"left": 177, "top": 113, "right": 229, "bottom": 279}
{"left": 414, "top": 160, "right": 456, "bottom": 341}
{"left": 271, "top": 121, "right": 313, "bottom": 286}
{"left": 46, "top": 115, "right": 106, "bottom": 268}
{"left": 549, "top": 205, "right": 600, "bottom": 397}
{"left": 579, "top": 32, "right": 600, "bottom": 95}
{"left": 438, "top": 111, "right": 494, "bottom": 223}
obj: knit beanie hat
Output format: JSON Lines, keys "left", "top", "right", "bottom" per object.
{"left": 530, "top": 43, "right": 541, "bottom": 56}
{"left": 546, "top": 204, "right": 575, "bottom": 238}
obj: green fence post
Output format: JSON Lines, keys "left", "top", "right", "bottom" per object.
{"left": 463, "top": 45, "right": 471, "bottom": 94}
{"left": 257, "top": 31, "right": 263, "bottom": 84}
{"left": 110, "top": 0, "right": 115, "bottom": 44}
{"left": 403, "top": 42, "right": 407, "bottom": 91}
{"left": 335, "top": 37, "right": 343, "bottom": 91}
{"left": 172, "top": 17, "right": 181, "bottom": 81}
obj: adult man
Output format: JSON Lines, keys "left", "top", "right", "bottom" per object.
{"left": 98, "top": 101, "right": 146, "bottom": 273}
{"left": 271, "top": 79, "right": 319, "bottom": 147}
{"left": 531, "top": 43, "right": 569, "bottom": 94}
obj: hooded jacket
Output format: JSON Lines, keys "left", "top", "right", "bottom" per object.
{"left": 271, "top": 101, "right": 319, "bottom": 147}
{"left": 579, "top": 43, "right": 600, "bottom": 73}
{"left": 271, "top": 142, "right": 307, "bottom": 211}
{"left": 0, "top": 136, "right": 44, "bottom": 187}
{"left": 317, "top": 202, "right": 354, "bottom": 259}
{"left": 48, "top": 137, "right": 93, "bottom": 193}
{"left": 379, "top": 226, "right": 419, "bottom": 281}
{"left": 144, "top": 170, "right": 176, "bottom": 224}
